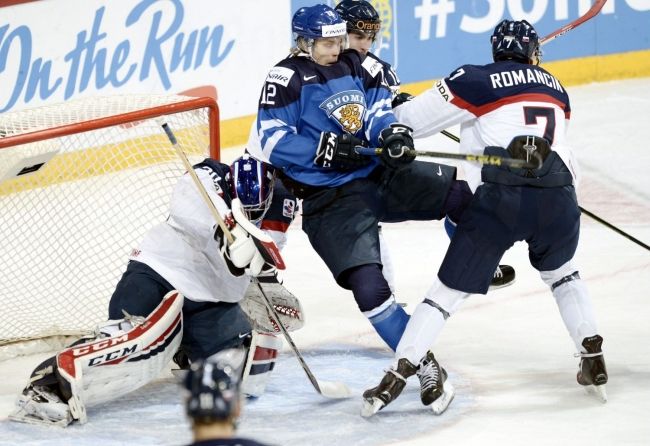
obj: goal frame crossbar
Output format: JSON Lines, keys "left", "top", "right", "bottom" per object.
{"left": 0, "top": 96, "right": 221, "bottom": 160}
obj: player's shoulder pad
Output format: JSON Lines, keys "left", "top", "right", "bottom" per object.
{"left": 264, "top": 58, "right": 301, "bottom": 88}
{"left": 193, "top": 158, "right": 231, "bottom": 200}
{"left": 361, "top": 52, "right": 384, "bottom": 78}
{"left": 194, "top": 158, "right": 230, "bottom": 178}
{"left": 438, "top": 64, "right": 493, "bottom": 100}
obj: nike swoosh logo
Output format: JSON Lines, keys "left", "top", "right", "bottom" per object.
{"left": 303, "top": 75, "right": 317, "bottom": 81}
{"left": 437, "top": 165, "right": 443, "bottom": 176}
{"left": 238, "top": 332, "right": 250, "bottom": 339}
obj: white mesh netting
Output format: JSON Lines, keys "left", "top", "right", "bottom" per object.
{"left": 0, "top": 94, "right": 219, "bottom": 358}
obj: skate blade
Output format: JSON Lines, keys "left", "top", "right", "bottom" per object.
{"left": 9, "top": 410, "right": 72, "bottom": 427}
{"left": 430, "top": 380, "right": 455, "bottom": 415}
{"left": 361, "top": 397, "right": 385, "bottom": 418}
{"left": 488, "top": 279, "right": 515, "bottom": 291}
{"left": 585, "top": 384, "right": 607, "bottom": 403}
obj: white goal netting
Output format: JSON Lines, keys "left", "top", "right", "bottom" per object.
{"left": 0, "top": 94, "right": 220, "bottom": 358}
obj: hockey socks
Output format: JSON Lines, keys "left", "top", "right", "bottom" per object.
{"left": 366, "top": 300, "right": 410, "bottom": 351}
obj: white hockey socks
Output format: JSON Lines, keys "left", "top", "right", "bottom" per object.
{"left": 540, "top": 262, "right": 599, "bottom": 352}
{"left": 396, "top": 279, "right": 467, "bottom": 365}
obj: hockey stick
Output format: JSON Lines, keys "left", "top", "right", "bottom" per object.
{"left": 355, "top": 146, "right": 541, "bottom": 169}
{"left": 438, "top": 130, "right": 649, "bottom": 251}
{"left": 540, "top": 0, "right": 608, "bottom": 46}
{"left": 254, "top": 280, "right": 352, "bottom": 399}
{"left": 161, "top": 122, "right": 234, "bottom": 244}
{"left": 578, "top": 207, "right": 650, "bottom": 252}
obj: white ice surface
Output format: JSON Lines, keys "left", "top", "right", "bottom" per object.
{"left": 1, "top": 78, "right": 649, "bottom": 446}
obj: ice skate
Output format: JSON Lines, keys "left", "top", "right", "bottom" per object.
{"left": 577, "top": 335, "right": 608, "bottom": 403}
{"left": 361, "top": 358, "right": 417, "bottom": 417}
{"left": 417, "top": 351, "right": 455, "bottom": 415}
{"left": 489, "top": 265, "right": 515, "bottom": 290}
{"left": 9, "top": 386, "right": 72, "bottom": 427}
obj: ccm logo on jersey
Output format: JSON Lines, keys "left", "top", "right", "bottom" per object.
{"left": 435, "top": 80, "right": 455, "bottom": 102}
{"left": 266, "top": 66, "right": 295, "bottom": 87}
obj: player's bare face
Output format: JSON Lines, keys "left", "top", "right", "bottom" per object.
{"left": 348, "top": 32, "right": 374, "bottom": 55}
{"left": 312, "top": 37, "right": 344, "bottom": 66}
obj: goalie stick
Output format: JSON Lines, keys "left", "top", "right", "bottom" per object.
{"left": 253, "top": 279, "right": 352, "bottom": 399}
{"left": 355, "top": 146, "right": 542, "bottom": 169}
{"left": 161, "top": 122, "right": 285, "bottom": 269}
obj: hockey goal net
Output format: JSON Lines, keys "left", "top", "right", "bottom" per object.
{"left": 0, "top": 94, "right": 219, "bottom": 358}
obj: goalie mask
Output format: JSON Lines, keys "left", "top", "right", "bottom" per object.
{"left": 183, "top": 348, "right": 246, "bottom": 423}
{"left": 230, "top": 154, "right": 275, "bottom": 224}
{"left": 491, "top": 19, "right": 541, "bottom": 65}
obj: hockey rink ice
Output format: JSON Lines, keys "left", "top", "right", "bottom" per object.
{"left": 1, "top": 77, "right": 649, "bottom": 445}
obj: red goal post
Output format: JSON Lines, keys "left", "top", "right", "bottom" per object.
{"left": 0, "top": 94, "right": 220, "bottom": 358}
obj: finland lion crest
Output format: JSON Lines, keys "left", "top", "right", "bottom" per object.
{"left": 319, "top": 90, "right": 366, "bottom": 134}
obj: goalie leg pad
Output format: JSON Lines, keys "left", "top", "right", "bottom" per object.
{"left": 11, "top": 291, "right": 184, "bottom": 426}
{"left": 241, "top": 331, "right": 282, "bottom": 398}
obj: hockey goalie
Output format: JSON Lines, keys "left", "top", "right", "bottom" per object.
{"left": 11, "top": 153, "right": 304, "bottom": 426}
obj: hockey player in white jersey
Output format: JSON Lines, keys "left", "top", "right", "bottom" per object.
{"left": 362, "top": 19, "right": 607, "bottom": 417}
{"left": 11, "top": 154, "right": 303, "bottom": 427}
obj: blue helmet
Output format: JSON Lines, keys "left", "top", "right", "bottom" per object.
{"left": 230, "top": 153, "right": 275, "bottom": 224}
{"left": 491, "top": 20, "right": 541, "bottom": 65}
{"left": 183, "top": 349, "right": 246, "bottom": 423}
{"left": 292, "top": 4, "right": 347, "bottom": 40}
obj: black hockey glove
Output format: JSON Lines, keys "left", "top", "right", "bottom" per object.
{"left": 378, "top": 123, "right": 416, "bottom": 168}
{"left": 391, "top": 92, "right": 414, "bottom": 108}
{"left": 314, "top": 131, "right": 370, "bottom": 170}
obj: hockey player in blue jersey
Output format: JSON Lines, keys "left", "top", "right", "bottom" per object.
{"left": 252, "top": 3, "right": 472, "bottom": 410}
{"left": 362, "top": 19, "right": 608, "bottom": 417}
{"left": 334, "top": 0, "right": 516, "bottom": 290}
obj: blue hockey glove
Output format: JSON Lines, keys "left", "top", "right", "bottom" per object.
{"left": 379, "top": 123, "right": 416, "bottom": 168}
{"left": 314, "top": 132, "right": 370, "bottom": 170}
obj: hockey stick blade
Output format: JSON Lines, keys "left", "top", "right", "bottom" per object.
{"left": 356, "top": 146, "right": 541, "bottom": 169}
{"left": 254, "top": 280, "right": 351, "bottom": 399}
{"left": 540, "top": 0, "right": 608, "bottom": 46}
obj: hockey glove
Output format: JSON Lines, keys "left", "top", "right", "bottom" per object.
{"left": 391, "top": 92, "right": 414, "bottom": 108}
{"left": 314, "top": 132, "right": 370, "bottom": 170}
{"left": 379, "top": 123, "right": 416, "bottom": 168}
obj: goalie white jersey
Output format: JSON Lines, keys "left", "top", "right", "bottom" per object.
{"left": 394, "top": 61, "right": 580, "bottom": 192}
{"left": 130, "top": 164, "right": 251, "bottom": 303}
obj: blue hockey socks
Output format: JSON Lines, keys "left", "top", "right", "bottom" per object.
{"left": 366, "top": 301, "right": 410, "bottom": 351}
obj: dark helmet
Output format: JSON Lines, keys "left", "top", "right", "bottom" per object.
{"left": 334, "top": 0, "right": 381, "bottom": 38}
{"left": 183, "top": 349, "right": 246, "bottom": 423}
{"left": 291, "top": 4, "right": 347, "bottom": 40}
{"left": 230, "top": 153, "right": 275, "bottom": 224}
{"left": 491, "top": 19, "right": 541, "bottom": 65}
